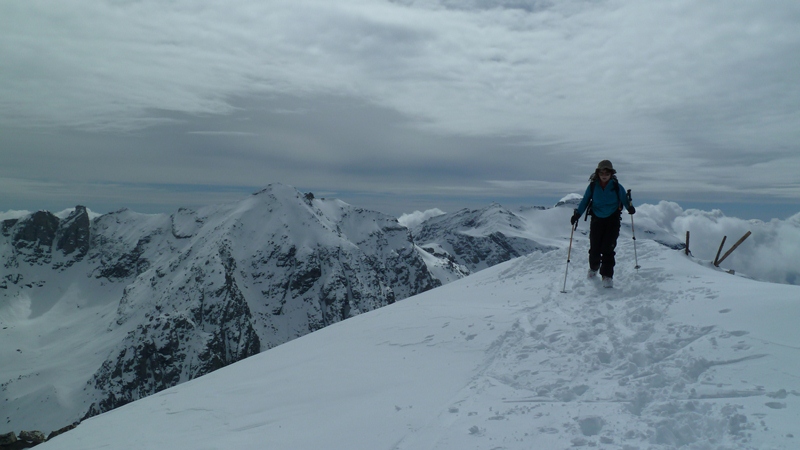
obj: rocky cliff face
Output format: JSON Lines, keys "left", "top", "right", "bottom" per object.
{"left": 1, "top": 185, "right": 445, "bottom": 433}
{"left": 2, "top": 206, "right": 91, "bottom": 270}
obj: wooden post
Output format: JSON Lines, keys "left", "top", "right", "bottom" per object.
{"left": 714, "top": 236, "right": 727, "bottom": 266}
{"left": 715, "top": 231, "right": 751, "bottom": 267}
{"left": 685, "top": 231, "right": 690, "bottom": 255}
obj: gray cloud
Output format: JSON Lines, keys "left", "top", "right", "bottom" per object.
{"left": 1, "top": 0, "right": 798, "bottom": 219}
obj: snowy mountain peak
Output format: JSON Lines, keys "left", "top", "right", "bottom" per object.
{"left": 555, "top": 193, "right": 583, "bottom": 208}
{"left": 411, "top": 204, "right": 557, "bottom": 275}
{"left": 411, "top": 203, "right": 522, "bottom": 236}
{"left": 251, "top": 182, "right": 302, "bottom": 198}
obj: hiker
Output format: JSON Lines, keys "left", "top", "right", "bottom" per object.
{"left": 570, "top": 160, "right": 635, "bottom": 288}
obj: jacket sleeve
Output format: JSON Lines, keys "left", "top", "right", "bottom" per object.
{"left": 575, "top": 184, "right": 593, "bottom": 216}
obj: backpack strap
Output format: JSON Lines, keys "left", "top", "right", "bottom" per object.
{"left": 584, "top": 176, "right": 622, "bottom": 220}
{"left": 583, "top": 180, "right": 595, "bottom": 221}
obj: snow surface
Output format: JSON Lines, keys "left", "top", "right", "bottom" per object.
{"left": 36, "top": 208, "right": 800, "bottom": 449}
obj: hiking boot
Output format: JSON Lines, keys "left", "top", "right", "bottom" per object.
{"left": 602, "top": 277, "right": 613, "bottom": 288}
{"left": 587, "top": 269, "right": 598, "bottom": 279}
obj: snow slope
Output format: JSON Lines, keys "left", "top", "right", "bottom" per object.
{"left": 38, "top": 215, "right": 800, "bottom": 449}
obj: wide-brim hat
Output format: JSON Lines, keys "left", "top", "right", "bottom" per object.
{"left": 596, "top": 160, "right": 616, "bottom": 174}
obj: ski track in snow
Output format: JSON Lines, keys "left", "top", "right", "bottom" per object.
{"left": 393, "top": 238, "right": 799, "bottom": 449}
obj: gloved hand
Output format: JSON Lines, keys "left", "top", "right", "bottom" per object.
{"left": 570, "top": 211, "right": 580, "bottom": 225}
{"left": 627, "top": 205, "right": 636, "bottom": 215}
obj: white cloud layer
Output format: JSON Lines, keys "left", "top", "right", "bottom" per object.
{"left": 638, "top": 202, "right": 800, "bottom": 285}
{"left": 398, "top": 208, "right": 447, "bottom": 229}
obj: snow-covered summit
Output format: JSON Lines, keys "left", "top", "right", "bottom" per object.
{"left": 411, "top": 203, "right": 558, "bottom": 274}
{"left": 555, "top": 192, "right": 583, "bottom": 208}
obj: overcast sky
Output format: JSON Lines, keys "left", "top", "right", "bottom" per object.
{"left": 2, "top": 0, "right": 799, "bottom": 220}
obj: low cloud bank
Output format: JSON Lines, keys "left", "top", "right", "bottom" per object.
{"left": 639, "top": 201, "right": 800, "bottom": 285}
{"left": 398, "top": 208, "right": 447, "bottom": 230}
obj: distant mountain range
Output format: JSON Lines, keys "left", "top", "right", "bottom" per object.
{"left": 1, "top": 184, "right": 561, "bottom": 436}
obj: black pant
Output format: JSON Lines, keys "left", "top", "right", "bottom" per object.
{"left": 589, "top": 212, "right": 621, "bottom": 279}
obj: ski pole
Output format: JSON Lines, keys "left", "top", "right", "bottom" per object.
{"left": 561, "top": 219, "right": 578, "bottom": 293}
{"left": 627, "top": 189, "right": 640, "bottom": 270}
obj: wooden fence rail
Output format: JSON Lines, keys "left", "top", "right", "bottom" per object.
{"left": 714, "top": 231, "right": 751, "bottom": 267}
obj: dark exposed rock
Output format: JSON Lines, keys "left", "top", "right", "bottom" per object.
{"left": 2, "top": 219, "right": 18, "bottom": 237}
{"left": 11, "top": 211, "right": 59, "bottom": 265}
{"left": 0, "top": 432, "right": 17, "bottom": 446}
{"left": 171, "top": 208, "right": 203, "bottom": 239}
{"left": 656, "top": 239, "right": 686, "bottom": 251}
{"left": 94, "top": 236, "right": 151, "bottom": 280}
{"left": 17, "top": 431, "right": 45, "bottom": 445}
{"left": 46, "top": 422, "right": 80, "bottom": 441}
{"left": 84, "top": 240, "right": 264, "bottom": 418}
{"left": 0, "top": 429, "right": 47, "bottom": 449}
{"left": 3, "top": 206, "right": 91, "bottom": 270}
{"left": 0, "top": 424, "right": 79, "bottom": 448}
{"left": 55, "top": 206, "right": 91, "bottom": 259}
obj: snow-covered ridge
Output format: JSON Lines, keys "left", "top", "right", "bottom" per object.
{"left": 411, "top": 203, "right": 558, "bottom": 274}
{"left": 32, "top": 228, "right": 800, "bottom": 450}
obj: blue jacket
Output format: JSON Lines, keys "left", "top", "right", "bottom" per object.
{"left": 575, "top": 178, "right": 632, "bottom": 219}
